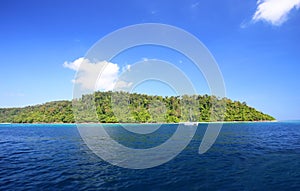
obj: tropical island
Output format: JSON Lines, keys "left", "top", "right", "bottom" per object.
{"left": 0, "top": 91, "right": 275, "bottom": 123}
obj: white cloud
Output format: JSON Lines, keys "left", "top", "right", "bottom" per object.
{"left": 121, "top": 64, "right": 131, "bottom": 73}
{"left": 142, "top": 57, "right": 149, "bottom": 62}
{"left": 114, "top": 80, "right": 133, "bottom": 89}
{"left": 63, "top": 57, "right": 121, "bottom": 91}
{"left": 63, "top": 57, "right": 88, "bottom": 71}
{"left": 125, "top": 64, "right": 131, "bottom": 71}
{"left": 252, "top": 0, "right": 300, "bottom": 25}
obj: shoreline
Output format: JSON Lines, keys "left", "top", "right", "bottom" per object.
{"left": 0, "top": 120, "right": 278, "bottom": 125}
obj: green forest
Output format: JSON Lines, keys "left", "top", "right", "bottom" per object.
{"left": 0, "top": 91, "right": 275, "bottom": 123}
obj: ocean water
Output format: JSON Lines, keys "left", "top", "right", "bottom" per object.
{"left": 0, "top": 122, "right": 299, "bottom": 190}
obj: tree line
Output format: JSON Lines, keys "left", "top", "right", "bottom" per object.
{"left": 0, "top": 91, "right": 275, "bottom": 123}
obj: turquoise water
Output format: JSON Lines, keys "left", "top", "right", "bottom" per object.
{"left": 0, "top": 122, "right": 299, "bottom": 190}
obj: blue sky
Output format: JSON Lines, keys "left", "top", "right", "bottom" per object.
{"left": 1, "top": 0, "right": 300, "bottom": 120}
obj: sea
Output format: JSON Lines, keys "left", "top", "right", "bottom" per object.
{"left": 0, "top": 122, "right": 299, "bottom": 190}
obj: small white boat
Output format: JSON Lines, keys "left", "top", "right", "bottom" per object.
{"left": 180, "top": 108, "right": 198, "bottom": 126}
{"left": 180, "top": 122, "right": 199, "bottom": 126}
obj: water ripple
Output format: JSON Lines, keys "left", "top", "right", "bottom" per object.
{"left": 0, "top": 123, "right": 299, "bottom": 190}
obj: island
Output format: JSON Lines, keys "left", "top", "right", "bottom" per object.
{"left": 0, "top": 91, "right": 275, "bottom": 123}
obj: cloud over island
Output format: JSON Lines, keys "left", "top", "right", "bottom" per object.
{"left": 63, "top": 57, "right": 131, "bottom": 91}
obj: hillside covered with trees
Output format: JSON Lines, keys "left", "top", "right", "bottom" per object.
{"left": 0, "top": 91, "right": 275, "bottom": 123}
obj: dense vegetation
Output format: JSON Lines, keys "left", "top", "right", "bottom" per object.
{"left": 0, "top": 91, "right": 275, "bottom": 123}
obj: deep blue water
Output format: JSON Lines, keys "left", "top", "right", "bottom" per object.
{"left": 0, "top": 122, "right": 299, "bottom": 190}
